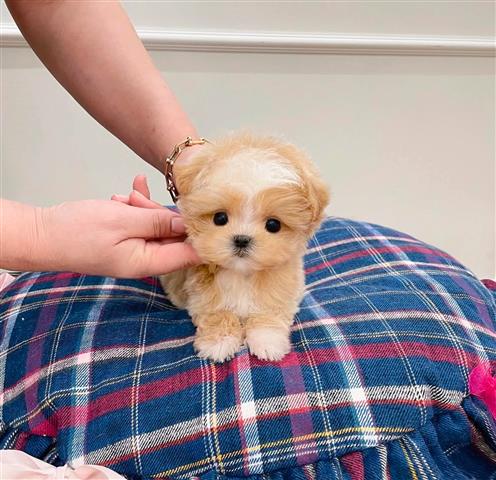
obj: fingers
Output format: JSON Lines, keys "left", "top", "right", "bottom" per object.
{"left": 129, "top": 189, "right": 163, "bottom": 209}
{"left": 139, "top": 241, "right": 201, "bottom": 275}
{"left": 111, "top": 194, "right": 130, "bottom": 204}
{"left": 114, "top": 239, "right": 200, "bottom": 278}
{"left": 114, "top": 175, "right": 187, "bottom": 238}
{"left": 126, "top": 205, "right": 186, "bottom": 237}
{"left": 112, "top": 176, "right": 164, "bottom": 210}
{"left": 155, "top": 235, "right": 187, "bottom": 245}
{"left": 111, "top": 191, "right": 159, "bottom": 209}
{"left": 132, "top": 174, "right": 151, "bottom": 199}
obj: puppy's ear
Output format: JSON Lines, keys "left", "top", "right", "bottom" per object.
{"left": 174, "top": 157, "right": 206, "bottom": 197}
{"left": 305, "top": 170, "right": 330, "bottom": 231}
{"left": 275, "top": 142, "right": 330, "bottom": 235}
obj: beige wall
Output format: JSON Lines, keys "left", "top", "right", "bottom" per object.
{"left": 1, "top": 2, "right": 495, "bottom": 278}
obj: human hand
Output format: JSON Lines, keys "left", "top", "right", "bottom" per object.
{"left": 37, "top": 191, "right": 200, "bottom": 278}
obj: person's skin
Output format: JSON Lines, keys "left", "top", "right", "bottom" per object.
{"left": 5, "top": 0, "right": 201, "bottom": 170}
{"left": 2, "top": 0, "right": 204, "bottom": 277}
{"left": 112, "top": 174, "right": 165, "bottom": 210}
{"left": 0, "top": 193, "right": 200, "bottom": 278}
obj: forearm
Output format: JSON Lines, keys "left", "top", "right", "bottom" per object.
{"left": 0, "top": 199, "right": 46, "bottom": 272}
{"left": 6, "top": 0, "right": 198, "bottom": 171}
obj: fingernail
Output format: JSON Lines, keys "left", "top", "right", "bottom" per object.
{"left": 171, "top": 216, "right": 186, "bottom": 234}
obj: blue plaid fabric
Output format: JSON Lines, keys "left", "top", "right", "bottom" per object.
{"left": 0, "top": 217, "right": 495, "bottom": 479}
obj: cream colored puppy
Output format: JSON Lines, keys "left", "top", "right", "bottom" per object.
{"left": 161, "top": 133, "right": 329, "bottom": 363}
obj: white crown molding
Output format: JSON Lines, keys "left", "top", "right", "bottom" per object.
{"left": 1, "top": 23, "right": 494, "bottom": 57}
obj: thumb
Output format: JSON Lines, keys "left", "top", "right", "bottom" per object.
{"left": 132, "top": 174, "right": 151, "bottom": 199}
{"left": 126, "top": 206, "right": 186, "bottom": 238}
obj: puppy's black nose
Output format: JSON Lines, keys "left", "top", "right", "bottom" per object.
{"left": 233, "top": 235, "right": 252, "bottom": 249}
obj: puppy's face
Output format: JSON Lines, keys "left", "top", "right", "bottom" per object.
{"left": 175, "top": 134, "right": 329, "bottom": 272}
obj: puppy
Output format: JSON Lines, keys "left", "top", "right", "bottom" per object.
{"left": 161, "top": 133, "right": 329, "bottom": 362}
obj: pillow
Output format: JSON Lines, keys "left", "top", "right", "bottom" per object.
{"left": 0, "top": 217, "right": 495, "bottom": 479}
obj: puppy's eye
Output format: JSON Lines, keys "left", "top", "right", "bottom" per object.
{"left": 213, "top": 211, "right": 229, "bottom": 226}
{"left": 265, "top": 218, "right": 281, "bottom": 233}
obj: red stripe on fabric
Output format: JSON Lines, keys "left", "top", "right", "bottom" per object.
{"left": 280, "top": 351, "right": 319, "bottom": 466}
{"left": 5, "top": 274, "right": 158, "bottom": 296}
{"left": 305, "top": 245, "right": 452, "bottom": 274}
{"left": 140, "top": 277, "right": 160, "bottom": 287}
{"left": 30, "top": 418, "right": 57, "bottom": 437}
{"left": 341, "top": 451, "right": 365, "bottom": 480}
{"left": 295, "top": 313, "right": 496, "bottom": 339}
{"left": 94, "top": 399, "right": 458, "bottom": 467}
{"left": 14, "top": 341, "right": 478, "bottom": 432}
{"left": 13, "top": 431, "right": 30, "bottom": 451}
{"left": 52, "top": 366, "right": 230, "bottom": 429}
{"left": 3, "top": 338, "right": 193, "bottom": 406}
{"left": 6, "top": 272, "right": 78, "bottom": 291}
{"left": 252, "top": 343, "right": 482, "bottom": 369}
{"left": 25, "top": 274, "right": 73, "bottom": 434}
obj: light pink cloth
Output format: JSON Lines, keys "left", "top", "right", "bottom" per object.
{"left": 0, "top": 450, "right": 125, "bottom": 480}
{"left": 0, "top": 273, "right": 15, "bottom": 292}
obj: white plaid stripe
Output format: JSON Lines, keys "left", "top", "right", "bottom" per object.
{"left": 344, "top": 221, "right": 463, "bottom": 425}
{"left": 0, "top": 337, "right": 196, "bottom": 408}
{"left": 305, "top": 234, "right": 424, "bottom": 254}
{"left": 3, "top": 304, "right": 494, "bottom": 418}
{"left": 301, "top": 293, "right": 378, "bottom": 447}
{"left": 0, "top": 284, "right": 172, "bottom": 309}
{"left": 306, "top": 261, "right": 475, "bottom": 289}
{"left": 44, "top": 275, "right": 87, "bottom": 412}
{"left": 234, "top": 351, "right": 263, "bottom": 474}
{"left": 200, "top": 358, "right": 215, "bottom": 473}
{"left": 293, "top": 312, "right": 338, "bottom": 458}
{"left": 294, "top": 310, "right": 496, "bottom": 341}
{"left": 130, "top": 279, "right": 157, "bottom": 475}
{"left": 206, "top": 359, "right": 225, "bottom": 474}
{"left": 376, "top": 443, "right": 389, "bottom": 479}
{"left": 361, "top": 222, "right": 488, "bottom": 373}
{"left": 316, "top": 222, "right": 428, "bottom": 425}
{"left": 70, "top": 278, "right": 114, "bottom": 461}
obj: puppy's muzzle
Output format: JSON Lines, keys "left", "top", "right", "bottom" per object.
{"left": 232, "top": 235, "right": 253, "bottom": 257}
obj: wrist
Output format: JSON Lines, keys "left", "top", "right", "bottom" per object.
{"left": 21, "top": 205, "right": 54, "bottom": 272}
{"left": 164, "top": 137, "right": 209, "bottom": 203}
{"left": 30, "top": 206, "right": 58, "bottom": 271}
{"left": 174, "top": 143, "right": 204, "bottom": 166}
{"left": 20, "top": 204, "right": 59, "bottom": 273}
{"left": 0, "top": 200, "right": 50, "bottom": 272}
{"left": 147, "top": 123, "right": 201, "bottom": 171}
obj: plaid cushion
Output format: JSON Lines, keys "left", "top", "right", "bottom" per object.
{"left": 0, "top": 217, "right": 495, "bottom": 479}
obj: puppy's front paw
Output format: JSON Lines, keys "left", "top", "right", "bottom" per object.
{"left": 245, "top": 327, "right": 291, "bottom": 362}
{"left": 194, "top": 333, "right": 242, "bottom": 363}
{"left": 193, "top": 311, "right": 243, "bottom": 363}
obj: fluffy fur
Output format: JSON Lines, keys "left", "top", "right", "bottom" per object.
{"left": 161, "top": 132, "right": 329, "bottom": 362}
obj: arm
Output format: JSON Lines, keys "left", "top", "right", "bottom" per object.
{"left": 6, "top": 0, "right": 199, "bottom": 171}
